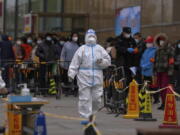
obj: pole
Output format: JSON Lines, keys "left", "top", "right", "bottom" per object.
{"left": 14, "top": 0, "right": 18, "bottom": 40}
{"left": 2, "top": 0, "right": 6, "bottom": 33}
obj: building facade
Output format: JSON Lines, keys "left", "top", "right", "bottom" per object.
{"left": 3, "top": 0, "right": 63, "bottom": 38}
{"left": 63, "top": 0, "right": 180, "bottom": 42}
{"left": 1, "top": 0, "right": 180, "bottom": 43}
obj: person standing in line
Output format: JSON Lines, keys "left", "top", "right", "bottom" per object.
{"left": 153, "top": 33, "right": 175, "bottom": 110}
{"left": 115, "top": 27, "right": 138, "bottom": 86}
{"left": 0, "top": 34, "right": 15, "bottom": 89}
{"left": 174, "top": 40, "right": 180, "bottom": 100}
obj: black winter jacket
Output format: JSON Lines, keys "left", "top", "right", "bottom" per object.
{"left": 35, "top": 41, "right": 59, "bottom": 62}
{"left": 115, "top": 34, "right": 137, "bottom": 67}
{"left": 0, "top": 35, "right": 15, "bottom": 66}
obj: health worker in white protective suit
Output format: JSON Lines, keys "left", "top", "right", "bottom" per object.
{"left": 68, "top": 29, "right": 111, "bottom": 118}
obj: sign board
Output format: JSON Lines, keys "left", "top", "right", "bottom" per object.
{"left": 24, "top": 14, "right": 36, "bottom": 33}
{"left": 115, "top": 6, "right": 141, "bottom": 36}
{"left": 163, "top": 94, "right": 177, "bottom": 124}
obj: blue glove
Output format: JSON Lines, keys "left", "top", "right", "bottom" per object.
{"left": 127, "top": 48, "right": 134, "bottom": 53}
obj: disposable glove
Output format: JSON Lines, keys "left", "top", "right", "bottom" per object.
{"left": 68, "top": 77, "right": 73, "bottom": 83}
{"left": 133, "top": 48, "right": 139, "bottom": 54}
{"left": 150, "top": 58, "right": 155, "bottom": 63}
{"left": 127, "top": 48, "right": 134, "bottom": 53}
{"left": 96, "top": 58, "right": 103, "bottom": 64}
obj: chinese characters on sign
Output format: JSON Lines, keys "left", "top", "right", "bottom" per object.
{"left": 164, "top": 94, "right": 177, "bottom": 124}
{"left": 129, "top": 85, "right": 138, "bottom": 112}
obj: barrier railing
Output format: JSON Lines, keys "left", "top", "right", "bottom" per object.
{"left": 0, "top": 60, "right": 71, "bottom": 96}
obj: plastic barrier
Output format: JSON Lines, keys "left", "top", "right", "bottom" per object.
{"left": 34, "top": 113, "right": 47, "bottom": 135}
{"left": 159, "top": 85, "right": 180, "bottom": 128}
{"left": 135, "top": 81, "right": 156, "bottom": 121}
{"left": 123, "top": 79, "right": 139, "bottom": 119}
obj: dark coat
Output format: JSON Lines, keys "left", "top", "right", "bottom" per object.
{"left": 174, "top": 43, "right": 180, "bottom": 70}
{"left": 55, "top": 43, "right": 63, "bottom": 57}
{"left": 35, "top": 41, "right": 59, "bottom": 62}
{"left": 135, "top": 39, "right": 146, "bottom": 66}
{"left": 0, "top": 35, "right": 15, "bottom": 66}
{"left": 115, "top": 34, "right": 137, "bottom": 67}
{"left": 153, "top": 33, "right": 174, "bottom": 76}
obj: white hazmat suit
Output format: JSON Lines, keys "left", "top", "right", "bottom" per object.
{"left": 68, "top": 29, "right": 111, "bottom": 118}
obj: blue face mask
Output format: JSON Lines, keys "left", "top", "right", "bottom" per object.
{"left": 27, "top": 39, "right": 33, "bottom": 44}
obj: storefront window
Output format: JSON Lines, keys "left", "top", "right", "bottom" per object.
{"left": 41, "top": 0, "right": 63, "bottom": 33}
{"left": 5, "top": 0, "right": 16, "bottom": 37}
{"left": 31, "top": 0, "right": 43, "bottom": 12}
{"left": 47, "top": 0, "right": 62, "bottom": 12}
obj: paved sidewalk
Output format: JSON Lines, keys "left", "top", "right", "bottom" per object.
{"left": 1, "top": 96, "right": 180, "bottom": 135}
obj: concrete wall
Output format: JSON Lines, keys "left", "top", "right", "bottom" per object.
{"left": 173, "top": 0, "right": 180, "bottom": 22}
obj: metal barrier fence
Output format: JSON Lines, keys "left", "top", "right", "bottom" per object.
{"left": 0, "top": 60, "right": 71, "bottom": 97}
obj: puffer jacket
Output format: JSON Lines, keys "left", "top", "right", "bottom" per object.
{"left": 153, "top": 33, "right": 174, "bottom": 76}
{"left": 140, "top": 47, "right": 156, "bottom": 77}
{"left": 21, "top": 43, "right": 32, "bottom": 61}
{"left": 0, "top": 35, "right": 15, "bottom": 66}
{"left": 60, "top": 41, "right": 79, "bottom": 70}
{"left": 36, "top": 41, "right": 59, "bottom": 62}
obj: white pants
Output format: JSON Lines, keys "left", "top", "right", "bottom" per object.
{"left": 78, "top": 84, "right": 103, "bottom": 118}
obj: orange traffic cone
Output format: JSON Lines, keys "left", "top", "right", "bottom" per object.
{"left": 123, "top": 79, "right": 139, "bottom": 119}
{"left": 159, "top": 85, "right": 180, "bottom": 128}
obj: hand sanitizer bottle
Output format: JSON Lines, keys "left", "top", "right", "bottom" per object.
{"left": 21, "top": 83, "right": 30, "bottom": 96}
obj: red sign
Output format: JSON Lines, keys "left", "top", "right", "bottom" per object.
{"left": 163, "top": 94, "right": 177, "bottom": 124}
{"left": 124, "top": 80, "right": 139, "bottom": 119}
{"left": 128, "top": 85, "right": 138, "bottom": 112}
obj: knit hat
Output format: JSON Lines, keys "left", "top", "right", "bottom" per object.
{"left": 145, "top": 36, "right": 154, "bottom": 43}
{"left": 123, "top": 27, "right": 131, "bottom": 33}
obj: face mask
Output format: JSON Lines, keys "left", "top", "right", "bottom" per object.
{"left": 46, "top": 37, "right": 52, "bottom": 41}
{"left": 146, "top": 43, "right": 153, "bottom": 48}
{"left": 16, "top": 40, "right": 21, "bottom": 45}
{"left": 37, "top": 40, "right": 42, "bottom": 44}
{"left": 87, "top": 37, "right": 96, "bottom": 44}
{"left": 60, "top": 41, "right": 65, "bottom": 45}
{"left": 178, "top": 44, "right": 180, "bottom": 48}
{"left": 72, "top": 37, "right": 78, "bottom": 42}
{"left": 159, "top": 40, "right": 165, "bottom": 46}
{"left": 27, "top": 39, "right": 32, "bottom": 44}
{"left": 125, "top": 34, "right": 131, "bottom": 38}
{"left": 135, "top": 39, "right": 139, "bottom": 43}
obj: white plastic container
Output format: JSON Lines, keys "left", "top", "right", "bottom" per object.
{"left": 21, "top": 83, "right": 30, "bottom": 96}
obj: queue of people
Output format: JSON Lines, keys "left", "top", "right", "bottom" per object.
{"left": 0, "top": 32, "right": 80, "bottom": 95}
{"left": 0, "top": 27, "right": 180, "bottom": 119}
{"left": 105, "top": 27, "right": 180, "bottom": 111}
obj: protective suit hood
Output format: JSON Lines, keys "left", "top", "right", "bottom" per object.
{"left": 85, "top": 29, "right": 97, "bottom": 45}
